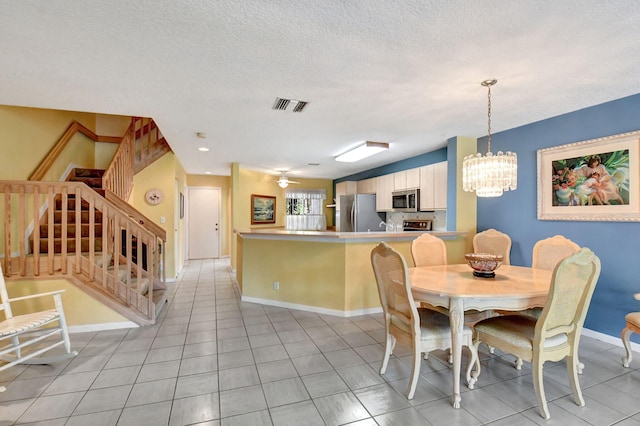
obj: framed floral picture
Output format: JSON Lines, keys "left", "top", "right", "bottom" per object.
{"left": 251, "top": 194, "right": 276, "bottom": 224}
{"left": 537, "top": 130, "right": 640, "bottom": 221}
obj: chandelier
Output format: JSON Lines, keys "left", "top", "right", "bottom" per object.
{"left": 462, "top": 79, "right": 517, "bottom": 197}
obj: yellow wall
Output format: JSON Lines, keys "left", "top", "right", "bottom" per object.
{"left": 95, "top": 115, "right": 130, "bottom": 169}
{"left": 230, "top": 163, "right": 335, "bottom": 270}
{"left": 453, "top": 136, "right": 478, "bottom": 258}
{"left": 0, "top": 105, "right": 97, "bottom": 180}
{"left": 2, "top": 279, "right": 128, "bottom": 326}
{"left": 240, "top": 237, "right": 413, "bottom": 313}
{"left": 242, "top": 239, "right": 347, "bottom": 311}
{"left": 130, "top": 152, "right": 186, "bottom": 280}
{"left": 187, "top": 174, "right": 232, "bottom": 257}
{"left": 95, "top": 114, "right": 130, "bottom": 136}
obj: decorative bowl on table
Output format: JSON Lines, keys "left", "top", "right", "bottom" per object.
{"left": 464, "top": 253, "right": 504, "bottom": 278}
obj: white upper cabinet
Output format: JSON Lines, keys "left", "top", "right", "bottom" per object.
{"left": 357, "top": 177, "right": 377, "bottom": 194}
{"left": 376, "top": 174, "right": 394, "bottom": 211}
{"left": 335, "top": 181, "right": 357, "bottom": 211}
{"left": 419, "top": 161, "right": 447, "bottom": 210}
{"left": 433, "top": 162, "right": 447, "bottom": 209}
{"left": 393, "top": 171, "right": 406, "bottom": 191}
{"left": 393, "top": 169, "right": 420, "bottom": 191}
{"left": 407, "top": 168, "right": 420, "bottom": 189}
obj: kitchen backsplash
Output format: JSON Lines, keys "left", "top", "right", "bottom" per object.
{"left": 384, "top": 210, "right": 447, "bottom": 231}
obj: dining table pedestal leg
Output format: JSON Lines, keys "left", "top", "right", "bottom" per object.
{"left": 449, "top": 298, "right": 464, "bottom": 408}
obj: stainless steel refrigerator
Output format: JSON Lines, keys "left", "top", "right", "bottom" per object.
{"left": 337, "top": 194, "right": 384, "bottom": 232}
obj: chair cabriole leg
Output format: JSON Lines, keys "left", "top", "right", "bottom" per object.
{"left": 621, "top": 326, "right": 633, "bottom": 368}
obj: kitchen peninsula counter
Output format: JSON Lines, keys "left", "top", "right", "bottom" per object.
{"left": 236, "top": 228, "right": 467, "bottom": 316}
{"left": 237, "top": 228, "right": 464, "bottom": 242}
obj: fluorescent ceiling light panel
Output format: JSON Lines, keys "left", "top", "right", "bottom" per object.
{"left": 335, "top": 141, "right": 389, "bottom": 162}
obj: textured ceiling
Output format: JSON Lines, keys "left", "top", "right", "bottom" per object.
{"left": 1, "top": 1, "right": 640, "bottom": 180}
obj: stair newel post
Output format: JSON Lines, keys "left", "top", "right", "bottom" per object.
{"left": 3, "top": 187, "right": 10, "bottom": 276}
{"left": 61, "top": 186, "right": 68, "bottom": 275}
{"left": 33, "top": 185, "right": 40, "bottom": 277}
{"left": 74, "top": 186, "right": 82, "bottom": 274}
{"left": 46, "top": 186, "right": 55, "bottom": 275}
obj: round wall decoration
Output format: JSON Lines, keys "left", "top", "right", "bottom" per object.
{"left": 145, "top": 188, "right": 164, "bottom": 205}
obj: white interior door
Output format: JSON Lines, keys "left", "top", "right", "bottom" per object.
{"left": 188, "top": 187, "right": 220, "bottom": 259}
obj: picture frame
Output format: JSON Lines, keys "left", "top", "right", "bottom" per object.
{"left": 251, "top": 194, "right": 276, "bottom": 224}
{"left": 180, "top": 192, "right": 184, "bottom": 219}
{"left": 537, "top": 130, "right": 640, "bottom": 221}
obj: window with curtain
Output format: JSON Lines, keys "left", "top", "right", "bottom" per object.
{"left": 285, "top": 188, "right": 327, "bottom": 230}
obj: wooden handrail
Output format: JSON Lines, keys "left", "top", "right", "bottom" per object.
{"left": 0, "top": 180, "right": 165, "bottom": 324}
{"left": 29, "top": 121, "right": 99, "bottom": 181}
{"left": 104, "top": 189, "right": 166, "bottom": 240}
{"left": 103, "top": 121, "right": 135, "bottom": 201}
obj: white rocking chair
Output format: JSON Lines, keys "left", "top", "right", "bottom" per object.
{"left": 0, "top": 264, "right": 77, "bottom": 392}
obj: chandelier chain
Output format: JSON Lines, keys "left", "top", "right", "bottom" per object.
{"left": 487, "top": 84, "right": 492, "bottom": 152}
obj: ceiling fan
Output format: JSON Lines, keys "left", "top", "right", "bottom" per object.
{"left": 276, "top": 173, "right": 299, "bottom": 188}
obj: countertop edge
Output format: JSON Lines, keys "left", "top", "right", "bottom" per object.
{"left": 236, "top": 229, "right": 466, "bottom": 242}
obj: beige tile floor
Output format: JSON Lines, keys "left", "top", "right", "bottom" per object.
{"left": 1, "top": 258, "right": 639, "bottom": 425}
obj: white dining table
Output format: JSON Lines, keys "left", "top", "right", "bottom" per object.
{"left": 408, "top": 264, "right": 553, "bottom": 408}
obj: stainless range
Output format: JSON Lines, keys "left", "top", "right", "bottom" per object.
{"left": 402, "top": 219, "right": 432, "bottom": 231}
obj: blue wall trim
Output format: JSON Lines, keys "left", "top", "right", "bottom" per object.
{"left": 476, "top": 92, "right": 640, "bottom": 340}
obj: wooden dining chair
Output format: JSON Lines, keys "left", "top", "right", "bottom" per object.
{"left": 370, "top": 242, "right": 478, "bottom": 400}
{"left": 412, "top": 233, "right": 490, "bottom": 328}
{"left": 518, "top": 235, "right": 582, "bottom": 320}
{"left": 0, "top": 264, "right": 77, "bottom": 392}
{"left": 472, "top": 228, "right": 512, "bottom": 265}
{"left": 533, "top": 235, "right": 581, "bottom": 272}
{"left": 471, "top": 248, "right": 601, "bottom": 419}
{"left": 621, "top": 293, "right": 640, "bottom": 368}
{"left": 410, "top": 233, "right": 447, "bottom": 267}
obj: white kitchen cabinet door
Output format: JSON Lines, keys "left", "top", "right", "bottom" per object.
{"left": 376, "top": 174, "right": 394, "bottom": 211}
{"left": 357, "top": 177, "right": 377, "bottom": 194}
{"left": 335, "top": 181, "right": 358, "bottom": 211}
{"left": 419, "top": 164, "right": 435, "bottom": 210}
{"left": 393, "top": 171, "right": 407, "bottom": 191}
{"left": 433, "top": 161, "right": 448, "bottom": 209}
{"left": 406, "top": 168, "right": 420, "bottom": 189}
{"left": 419, "top": 162, "right": 447, "bottom": 210}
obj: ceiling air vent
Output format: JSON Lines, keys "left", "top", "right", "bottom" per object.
{"left": 273, "top": 98, "right": 290, "bottom": 111}
{"left": 292, "top": 101, "right": 308, "bottom": 113}
{"left": 272, "top": 97, "right": 309, "bottom": 113}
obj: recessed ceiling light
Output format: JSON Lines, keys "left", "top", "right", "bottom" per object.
{"left": 196, "top": 132, "right": 207, "bottom": 138}
{"left": 198, "top": 147, "right": 210, "bottom": 152}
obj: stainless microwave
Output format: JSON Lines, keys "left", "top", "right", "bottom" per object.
{"left": 392, "top": 189, "right": 419, "bottom": 212}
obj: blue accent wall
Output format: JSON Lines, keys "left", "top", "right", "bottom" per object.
{"left": 477, "top": 93, "right": 640, "bottom": 340}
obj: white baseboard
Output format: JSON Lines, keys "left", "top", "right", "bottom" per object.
{"left": 582, "top": 327, "right": 640, "bottom": 353}
{"left": 68, "top": 321, "right": 138, "bottom": 333}
{"left": 240, "top": 295, "right": 382, "bottom": 318}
